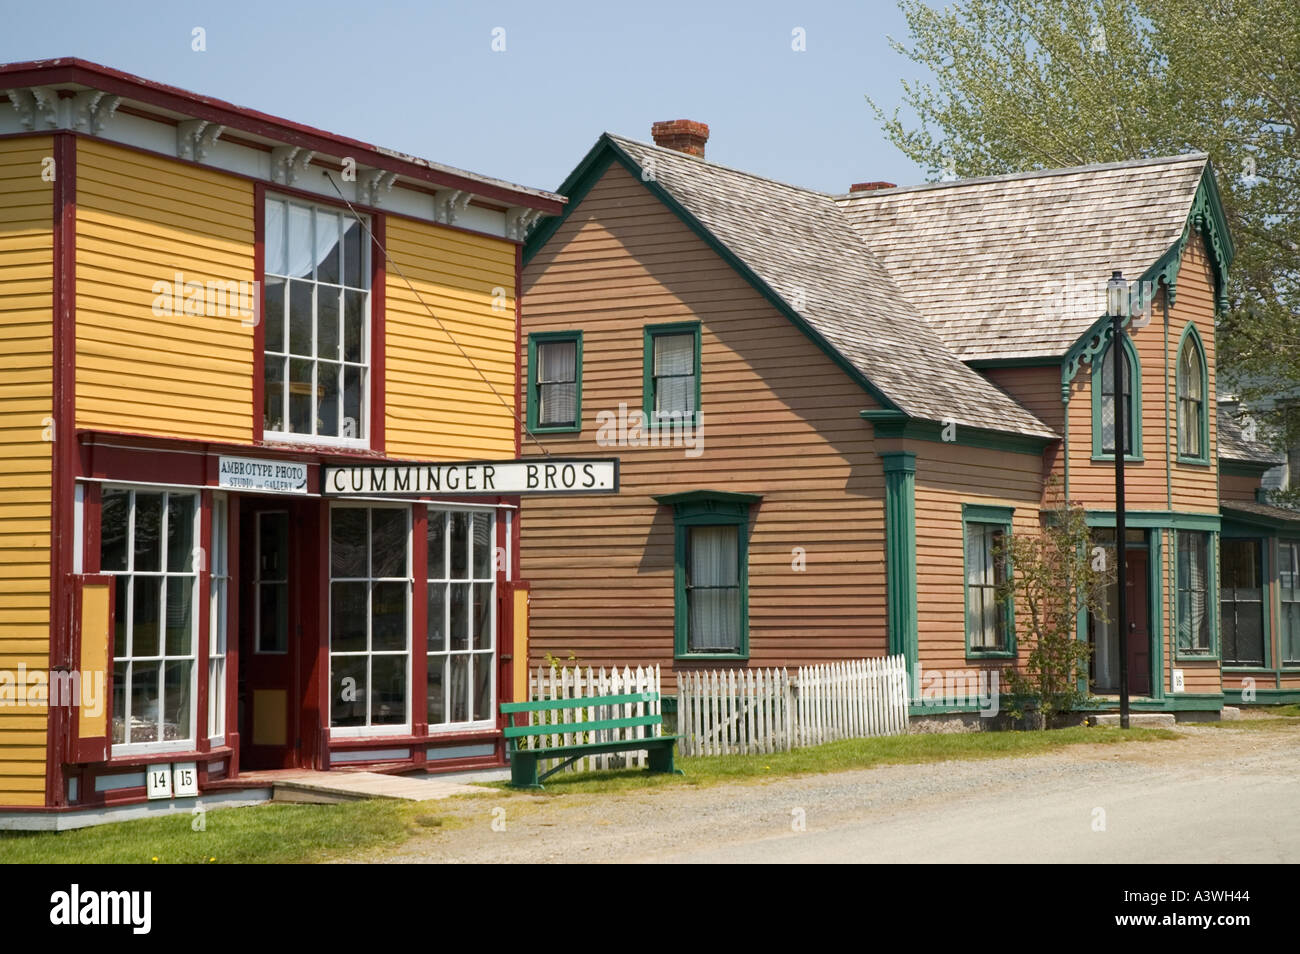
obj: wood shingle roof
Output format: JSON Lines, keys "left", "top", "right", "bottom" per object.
{"left": 606, "top": 134, "right": 1058, "bottom": 439}
{"left": 835, "top": 155, "right": 1210, "bottom": 362}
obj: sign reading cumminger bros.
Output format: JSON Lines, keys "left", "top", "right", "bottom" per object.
{"left": 218, "top": 456, "right": 309, "bottom": 493}
{"left": 323, "top": 458, "right": 619, "bottom": 497}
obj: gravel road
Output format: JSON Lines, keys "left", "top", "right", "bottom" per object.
{"left": 373, "top": 722, "right": 1300, "bottom": 863}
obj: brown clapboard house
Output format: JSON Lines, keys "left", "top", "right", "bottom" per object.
{"left": 517, "top": 120, "right": 1299, "bottom": 720}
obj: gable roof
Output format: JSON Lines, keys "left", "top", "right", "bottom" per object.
{"left": 529, "top": 133, "right": 1057, "bottom": 440}
{"left": 835, "top": 155, "right": 1221, "bottom": 362}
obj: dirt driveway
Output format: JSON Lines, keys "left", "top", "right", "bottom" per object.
{"left": 370, "top": 723, "right": 1300, "bottom": 863}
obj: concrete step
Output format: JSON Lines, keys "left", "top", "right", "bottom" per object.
{"left": 246, "top": 770, "right": 485, "bottom": 804}
{"left": 1087, "top": 713, "right": 1177, "bottom": 728}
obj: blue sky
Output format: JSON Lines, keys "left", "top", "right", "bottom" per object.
{"left": 1, "top": 0, "right": 932, "bottom": 195}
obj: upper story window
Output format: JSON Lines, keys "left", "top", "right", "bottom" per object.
{"left": 1092, "top": 337, "right": 1141, "bottom": 459}
{"left": 1177, "top": 326, "right": 1209, "bottom": 462}
{"left": 644, "top": 322, "right": 700, "bottom": 427}
{"left": 527, "top": 331, "right": 582, "bottom": 433}
{"left": 263, "top": 197, "right": 370, "bottom": 446}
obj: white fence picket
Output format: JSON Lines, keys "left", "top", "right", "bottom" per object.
{"left": 526, "top": 655, "right": 907, "bottom": 767}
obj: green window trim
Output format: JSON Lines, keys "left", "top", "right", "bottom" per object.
{"left": 1279, "top": 538, "right": 1300, "bottom": 668}
{"left": 881, "top": 452, "right": 918, "bottom": 675}
{"left": 643, "top": 321, "right": 701, "bottom": 429}
{"left": 1090, "top": 335, "right": 1144, "bottom": 462}
{"left": 1175, "top": 324, "right": 1210, "bottom": 465}
{"left": 1174, "top": 528, "right": 1219, "bottom": 660}
{"left": 526, "top": 331, "right": 583, "bottom": 435}
{"left": 962, "top": 504, "right": 1016, "bottom": 660}
{"left": 655, "top": 490, "right": 759, "bottom": 660}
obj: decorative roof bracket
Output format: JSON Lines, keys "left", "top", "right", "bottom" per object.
{"left": 4, "top": 86, "right": 58, "bottom": 129}
{"left": 506, "top": 206, "right": 543, "bottom": 240}
{"left": 271, "top": 145, "right": 315, "bottom": 184}
{"left": 177, "top": 118, "right": 224, "bottom": 161}
{"left": 358, "top": 168, "right": 398, "bottom": 206}
{"left": 434, "top": 188, "right": 472, "bottom": 224}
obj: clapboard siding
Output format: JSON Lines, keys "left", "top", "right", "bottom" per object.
{"left": 521, "top": 162, "right": 886, "bottom": 689}
{"left": 1063, "top": 231, "right": 1219, "bottom": 514}
{"left": 383, "top": 218, "right": 517, "bottom": 459}
{"left": 1219, "top": 472, "right": 1258, "bottom": 502}
{"left": 982, "top": 365, "right": 1064, "bottom": 489}
{"left": 75, "top": 140, "right": 255, "bottom": 443}
{"left": 914, "top": 444, "right": 1045, "bottom": 674}
{"left": 1065, "top": 292, "right": 1172, "bottom": 509}
{"left": 0, "top": 136, "right": 53, "bottom": 806}
{"left": 1167, "top": 234, "right": 1219, "bottom": 512}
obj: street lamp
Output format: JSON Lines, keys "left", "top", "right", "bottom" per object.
{"left": 1107, "top": 270, "right": 1131, "bottom": 730}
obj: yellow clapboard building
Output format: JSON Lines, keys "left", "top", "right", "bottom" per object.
{"left": 0, "top": 58, "right": 563, "bottom": 823}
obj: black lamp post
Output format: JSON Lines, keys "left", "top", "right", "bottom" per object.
{"left": 1107, "top": 270, "right": 1131, "bottom": 730}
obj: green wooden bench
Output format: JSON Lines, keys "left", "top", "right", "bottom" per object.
{"left": 501, "top": 691, "right": 682, "bottom": 789}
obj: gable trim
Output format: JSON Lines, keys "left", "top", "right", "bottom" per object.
{"left": 1060, "top": 163, "right": 1233, "bottom": 401}
{"left": 524, "top": 134, "right": 902, "bottom": 414}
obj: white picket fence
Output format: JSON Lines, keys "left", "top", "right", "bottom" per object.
{"left": 521, "top": 665, "right": 662, "bottom": 773}
{"left": 678, "top": 656, "right": 910, "bottom": 756}
{"left": 678, "top": 668, "right": 793, "bottom": 756}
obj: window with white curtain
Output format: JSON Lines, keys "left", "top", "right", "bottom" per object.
{"left": 663, "top": 491, "right": 755, "bottom": 659}
{"left": 533, "top": 335, "right": 580, "bottom": 429}
{"left": 965, "top": 520, "right": 1010, "bottom": 653}
{"left": 427, "top": 508, "right": 496, "bottom": 727}
{"left": 101, "top": 488, "right": 200, "bottom": 751}
{"left": 263, "top": 196, "right": 369, "bottom": 444}
{"left": 647, "top": 324, "right": 699, "bottom": 423}
{"left": 1177, "top": 530, "right": 1212, "bottom": 654}
{"left": 686, "top": 525, "right": 741, "bottom": 653}
{"left": 329, "top": 505, "right": 410, "bottom": 732}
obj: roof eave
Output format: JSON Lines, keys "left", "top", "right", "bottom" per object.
{"left": 0, "top": 57, "right": 564, "bottom": 213}
{"left": 525, "top": 133, "right": 906, "bottom": 413}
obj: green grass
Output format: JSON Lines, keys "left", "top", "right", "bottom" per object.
{"left": 489, "top": 725, "right": 1180, "bottom": 795}
{"left": 0, "top": 725, "right": 1186, "bottom": 862}
{"left": 0, "top": 798, "right": 443, "bottom": 865}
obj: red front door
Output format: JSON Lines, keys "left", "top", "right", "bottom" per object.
{"left": 1124, "top": 549, "right": 1151, "bottom": 696}
{"left": 238, "top": 502, "right": 302, "bottom": 769}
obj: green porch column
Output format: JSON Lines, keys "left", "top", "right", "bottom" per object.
{"left": 882, "top": 451, "right": 918, "bottom": 682}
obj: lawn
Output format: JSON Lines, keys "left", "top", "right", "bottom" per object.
{"left": 0, "top": 724, "right": 1178, "bottom": 862}
{"left": 0, "top": 798, "right": 447, "bottom": 865}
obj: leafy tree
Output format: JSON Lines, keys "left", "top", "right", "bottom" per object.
{"left": 871, "top": 0, "right": 1300, "bottom": 458}
{"left": 994, "top": 487, "right": 1112, "bottom": 726}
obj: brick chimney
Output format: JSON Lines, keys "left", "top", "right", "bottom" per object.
{"left": 849, "top": 181, "right": 897, "bottom": 193}
{"left": 651, "top": 120, "right": 709, "bottom": 158}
